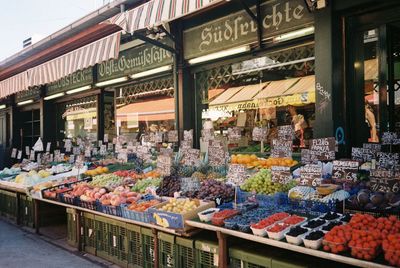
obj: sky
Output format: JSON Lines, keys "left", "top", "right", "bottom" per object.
{"left": 0, "top": 0, "right": 110, "bottom": 61}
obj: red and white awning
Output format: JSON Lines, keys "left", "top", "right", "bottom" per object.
{"left": 107, "top": 0, "right": 224, "bottom": 34}
{"left": 0, "top": 72, "right": 28, "bottom": 99}
{"left": 0, "top": 31, "right": 121, "bottom": 99}
{"left": 28, "top": 31, "right": 121, "bottom": 87}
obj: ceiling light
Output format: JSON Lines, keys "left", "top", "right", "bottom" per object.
{"left": 273, "top": 26, "right": 315, "bottom": 42}
{"left": 188, "top": 45, "right": 251, "bottom": 65}
{"left": 17, "top": 99, "right": 34, "bottom": 106}
{"left": 95, "top": 77, "right": 128, "bottom": 87}
{"left": 0, "top": 104, "right": 6, "bottom": 109}
{"left": 66, "top": 85, "right": 92, "bottom": 95}
{"left": 44, "top": 92, "right": 65, "bottom": 100}
{"left": 130, "top": 65, "right": 172, "bottom": 79}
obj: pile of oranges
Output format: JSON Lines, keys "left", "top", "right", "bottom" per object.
{"left": 85, "top": 166, "right": 109, "bottom": 176}
{"left": 230, "top": 154, "right": 298, "bottom": 169}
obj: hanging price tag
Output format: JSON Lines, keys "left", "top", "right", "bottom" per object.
{"left": 37, "top": 154, "right": 42, "bottom": 165}
{"left": 107, "top": 143, "right": 114, "bottom": 151}
{"left": 46, "top": 142, "right": 51, "bottom": 152}
{"left": 25, "top": 146, "right": 30, "bottom": 157}
{"left": 69, "top": 154, "right": 75, "bottom": 164}
{"left": 17, "top": 150, "right": 22, "bottom": 160}
{"left": 104, "top": 134, "right": 109, "bottom": 143}
{"left": 85, "top": 149, "right": 91, "bottom": 158}
{"left": 29, "top": 150, "right": 35, "bottom": 161}
{"left": 11, "top": 148, "right": 17, "bottom": 158}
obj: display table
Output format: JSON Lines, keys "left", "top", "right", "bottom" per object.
{"left": 186, "top": 220, "right": 393, "bottom": 268}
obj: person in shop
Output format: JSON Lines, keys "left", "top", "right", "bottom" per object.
{"left": 288, "top": 105, "right": 307, "bottom": 148}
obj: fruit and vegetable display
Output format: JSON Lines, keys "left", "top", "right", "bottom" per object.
{"left": 241, "top": 169, "right": 296, "bottom": 194}
{"left": 131, "top": 178, "right": 162, "bottom": 193}
{"left": 84, "top": 166, "right": 109, "bottom": 177}
{"left": 156, "top": 176, "right": 181, "bottom": 197}
{"left": 0, "top": 167, "right": 21, "bottom": 180}
{"left": 159, "top": 198, "right": 200, "bottom": 214}
{"left": 14, "top": 170, "right": 52, "bottom": 186}
{"left": 99, "top": 186, "right": 141, "bottom": 206}
{"left": 127, "top": 199, "right": 161, "bottom": 212}
{"left": 231, "top": 154, "right": 298, "bottom": 169}
{"left": 88, "top": 174, "right": 123, "bottom": 190}
{"left": 184, "top": 179, "right": 234, "bottom": 202}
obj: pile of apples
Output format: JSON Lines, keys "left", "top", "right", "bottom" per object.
{"left": 383, "top": 234, "right": 400, "bottom": 267}
{"left": 99, "top": 186, "right": 141, "bottom": 206}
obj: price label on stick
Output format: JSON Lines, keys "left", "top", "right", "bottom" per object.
{"left": 332, "top": 160, "right": 359, "bottom": 185}
{"left": 370, "top": 170, "right": 400, "bottom": 193}
{"left": 46, "top": 142, "right": 51, "bottom": 153}
{"left": 377, "top": 152, "right": 399, "bottom": 170}
{"left": 300, "top": 164, "right": 323, "bottom": 187}
{"left": 11, "top": 148, "right": 17, "bottom": 158}
{"left": 270, "top": 139, "right": 292, "bottom": 158}
{"left": 363, "top": 143, "right": 381, "bottom": 153}
{"left": 271, "top": 166, "right": 292, "bottom": 184}
{"left": 309, "top": 137, "right": 336, "bottom": 161}
{"left": 351, "top": 147, "right": 374, "bottom": 162}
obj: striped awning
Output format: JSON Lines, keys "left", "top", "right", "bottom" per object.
{"left": 0, "top": 71, "right": 28, "bottom": 99}
{"left": 0, "top": 31, "right": 121, "bottom": 99}
{"left": 107, "top": 0, "right": 223, "bottom": 34}
{"left": 28, "top": 31, "right": 121, "bottom": 87}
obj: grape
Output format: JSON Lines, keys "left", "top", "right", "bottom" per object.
{"left": 240, "top": 169, "right": 296, "bottom": 195}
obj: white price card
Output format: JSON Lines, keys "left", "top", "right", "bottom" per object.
{"left": 46, "top": 142, "right": 51, "bottom": 152}
{"left": 25, "top": 146, "right": 30, "bottom": 157}
{"left": 17, "top": 150, "right": 22, "bottom": 160}
{"left": 104, "top": 134, "right": 109, "bottom": 143}
{"left": 11, "top": 148, "right": 17, "bottom": 158}
{"left": 30, "top": 150, "right": 35, "bottom": 161}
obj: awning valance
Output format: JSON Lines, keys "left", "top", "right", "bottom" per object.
{"left": 0, "top": 31, "right": 121, "bottom": 99}
{"left": 209, "top": 86, "right": 245, "bottom": 106}
{"left": 0, "top": 72, "right": 28, "bottom": 99}
{"left": 106, "top": 0, "right": 224, "bottom": 34}
{"left": 28, "top": 31, "right": 121, "bottom": 87}
{"left": 117, "top": 97, "right": 175, "bottom": 122}
{"left": 254, "top": 78, "right": 300, "bottom": 99}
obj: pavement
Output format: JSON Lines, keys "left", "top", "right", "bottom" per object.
{"left": 0, "top": 220, "right": 103, "bottom": 268}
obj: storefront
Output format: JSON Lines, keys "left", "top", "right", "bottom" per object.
{"left": 181, "top": 0, "right": 315, "bottom": 151}
{"left": 96, "top": 39, "right": 175, "bottom": 143}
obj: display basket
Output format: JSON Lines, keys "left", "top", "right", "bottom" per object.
{"left": 59, "top": 193, "right": 80, "bottom": 206}
{"left": 235, "top": 189, "right": 289, "bottom": 208}
{"left": 288, "top": 198, "right": 338, "bottom": 216}
{"left": 79, "top": 199, "right": 98, "bottom": 210}
{"left": 41, "top": 177, "right": 92, "bottom": 201}
{"left": 344, "top": 197, "right": 400, "bottom": 218}
{"left": 121, "top": 205, "right": 152, "bottom": 223}
{"left": 98, "top": 203, "right": 122, "bottom": 217}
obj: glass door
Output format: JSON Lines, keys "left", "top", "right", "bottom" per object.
{"left": 347, "top": 22, "right": 400, "bottom": 147}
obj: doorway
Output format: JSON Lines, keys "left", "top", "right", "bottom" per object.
{"left": 346, "top": 12, "right": 400, "bottom": 147}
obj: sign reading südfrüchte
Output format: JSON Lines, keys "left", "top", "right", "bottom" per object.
{"left": 183, "top": 0, "right": 313, "bottom": 59}
{"left": 97, "top": 42, "right": 173, "bottom": 81}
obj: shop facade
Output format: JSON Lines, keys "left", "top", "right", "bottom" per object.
{"left": 1, "top": 0, "right": 400, "bottom": 163}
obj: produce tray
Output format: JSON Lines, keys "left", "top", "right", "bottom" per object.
{"left": 41, "top": 177, "right": 92, "bottom": 201}
{"left": 59, "top": 193, "right": 80, "bottom": 206}
{"left": 98, "top": 203, "right": 122, "bottom": 217}
{"left": 121, "top": 205, "right": 152, "bottom": 223}
{"left": 79, "top": 199, "right": 98, "bottom": 210}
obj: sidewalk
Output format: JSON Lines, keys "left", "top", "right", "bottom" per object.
{"left": 0, "top": 220, "right": 101, "bottom": 268}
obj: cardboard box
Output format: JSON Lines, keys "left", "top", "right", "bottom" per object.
{"left": 148, "top": 199, "right": 215, "bottom": 230}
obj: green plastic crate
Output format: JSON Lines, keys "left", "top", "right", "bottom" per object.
{"left": 107, "top": 219, "right": 128, "bottom": 267}
{"left": 18, "top": 195, "right": 35, "bottom": 228}
{"left": 66, "top": 208, "right": 79, "bottom": 248}
{"left": 271, "top": 258, "right": 308, "bottom": 268}
{"left": 195, "top": 239, "right": 219, "bottom": 268}
{"left": 127, "top": 223, "right": 143, "bottom": 268}
{"left": 158, "top": 232, "right": 176, "bottom": 268}
{"left": 0, "top": 190, "right": 17, "bottom": 222}
{"left": 176, "top": 236, "right": 195, "bottom": 268}
{"left": 95, "top": 215, "right": 112, "bottom": 262}
{"left": 83, "top": 212, "right": 96, "bottom": 255}
{"left": 229, "top": 247, "right": 272, "bottom": 268}
{"left": 141, "top": 227, "right": 155, "bottom": 268}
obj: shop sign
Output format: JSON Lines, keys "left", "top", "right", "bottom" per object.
{"left": 16, "top": 87, "right": 41, "bottom": 102}
{"left": 47, "top": 68, "right": 93, "bottom": 94}
{"left": 97, "top": 42, "right": 173, "bottom": 82}
{"left": 258, "top": 92, "right": 314, "bottom": 108}
{"left": 184, "top": 0, "right": 313, "bottom": 59}
{"left": 210, "top": 100, "right": 259, "bottom": 112}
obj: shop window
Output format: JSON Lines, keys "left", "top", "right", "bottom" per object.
{"left": 195, "top": 43, "right": 315, "bottom": 151}
{"left": 57, "top": 96, "right": 98, "bottom": 141}
{"left": 115, "top": 77, "right": 175, "bottom": 141}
